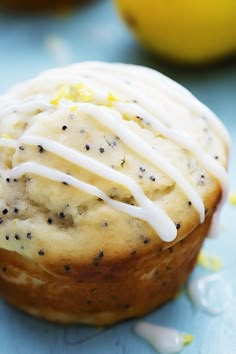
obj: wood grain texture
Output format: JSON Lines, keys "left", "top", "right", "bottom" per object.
{"left": 0, "top": 0, "right": 236, "bottom": 353}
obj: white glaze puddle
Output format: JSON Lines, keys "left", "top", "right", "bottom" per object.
{"left": 188, "top": 273, "right": 233, "bottom": 315}
{"left": 134, "top": 321, "right": 193, "bottom": 354}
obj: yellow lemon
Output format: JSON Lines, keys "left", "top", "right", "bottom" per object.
{"left": 115, "top": 0, "right": 236, "bottom": 64}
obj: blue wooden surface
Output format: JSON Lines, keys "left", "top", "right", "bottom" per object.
{"left": 0, "top": 1, "right": 236, "bottom": 353}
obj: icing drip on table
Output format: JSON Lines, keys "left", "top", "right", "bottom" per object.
{"left": 187, "top": 273, "right": 233, "bottom": 315}
{"left": 0, "top": 62, "right": 229, "bottom": 242}
{"left": 134, "top": 321, "right": 193, "bottom": 354}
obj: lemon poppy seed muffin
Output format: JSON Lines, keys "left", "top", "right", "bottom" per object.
{"left": 0, "top": 62, "right": 229, "bottom": 325}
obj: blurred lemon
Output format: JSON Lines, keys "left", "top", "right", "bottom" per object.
{"left": 115, "top": 0, "right": 236, "bottom": 64}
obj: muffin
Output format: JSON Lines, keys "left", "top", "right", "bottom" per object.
{"left": 0, "top": 62, "right": 229, "bottom": 325}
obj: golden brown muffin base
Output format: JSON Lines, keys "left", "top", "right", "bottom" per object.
{"left": 0, "top": 215, "right": 211, "bottom": 326}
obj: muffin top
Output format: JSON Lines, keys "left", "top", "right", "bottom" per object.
{"left": 0, "top": 62, "right": 229, "bottom": 270}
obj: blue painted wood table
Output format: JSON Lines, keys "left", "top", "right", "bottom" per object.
{"left": 0, "top": 1, "right": 236, "bottom": 353}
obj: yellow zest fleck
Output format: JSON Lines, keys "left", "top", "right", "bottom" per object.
{"left": 106, "top": 91, "right": 119, "bottom": 107}
{"left": 75, "top": 82, "right": 94, "bottom": 102}
{"left": 197, "top": 250, "right": 223, "bottom": 272}
{"left": 228, "top": 192, "right": 236, "bottom": 206}
{"left": 79, "top": 87, "right": 94, "bottom": 102}
{"left": 107, "top": 91, "right": 118, "bottom": 102}
{"left": 50, "top": 88, "right": 66, "bottom": 106}
{"left": 50, "top": 83, "right": 94, "bottom": 106}
{"left": 181, "top": 333, "right": 194, "bottom": 346}
{"left": 70, "top": 105, "right": 78, "bottom": 112}
{"left": 80, "top": 89, "right": 94, "bottom": 102}
{"left": 50, "top": 86, "right": 76, "bottom": 106}
{"left": 1, "top": 134, "right": 12, "bottom": 139}
{"left": 75, "top": 82, "right": 84, "bottom": 90}
{"left": 12, "top": 219, "right": 19, "bottom": 226}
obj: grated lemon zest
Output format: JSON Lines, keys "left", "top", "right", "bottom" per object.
{"left": 75, "top": 82, "right": 84, "bottom": 90}
{"left": 197, "top": 250, "right": 223, "bottom": 272}
{"left": 229, "top": 192, "right": 236, "bottom": 206}
{"left": 79, "top": 87, "right": 94, "bottom": 102}
{"left": 50, "top": 86, "right": 77, "bottom": 106}
{"left": 70, "top": 105, "right": 78, "bottom": 112}
{"left": 1, "top": 134, "right": 12, "bottom": 139}
{"left": 12, "top": 219, "right": 18, "bottom": 226}
{"left": 107, "top": 91, "right": 118, "bottom": 102}
{"left": 181, "top": 333, "right": 194, "bottom": 346}
{"left": 74, "top": 82, "right": 94, "bottom": 102}
{"left": 50, "top": 82, "right": 95, "bottom": 106}
{"left": 50, "top": 88, "right": 66, "bottom": 106}
{"left": 106, "top": 91, "right": 119, "bottom": 107}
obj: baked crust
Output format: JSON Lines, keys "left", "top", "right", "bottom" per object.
{"left": 0, "top": 214, "right": 211, "bottom": 325}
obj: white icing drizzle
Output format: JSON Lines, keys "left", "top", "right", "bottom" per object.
{"left": 115, "top": 102, "right": 229, "bottom": 202}
{"left": 10, "top": 161, "right": 157, "bottom": 226}
{"left": 39, "top": 64, "right": 228, "bottom": 206}
{"left": 0, "top": 97, "right": 51, "bottom": 118}
{"left": 188, "top": 273, "right": 233, "bottom": 315}
{"left": 207, "top": 210, "right": 222, "bottom": 239}
{"left": 18, "top": 135, "right": 176, "bottom": 241}
{"left": 77, "top": 103, "right": 205, "bottom": 222}
{"left": 70, "top": 67, "right": 228, "bottom": 202}
{"left": 134, "top": 321, "right": 192, "bottom": 354}
{"left": 0, "top": 138, "right": 17, "bottom": 148}
{"left": 51, "top": 66, "right": 228, "bottom": 202}
{"left": 0, "top": 62, "right": 229, "bottom": 242}
{"left": 79, "top": 61, "right": 230, "bottom": 148}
